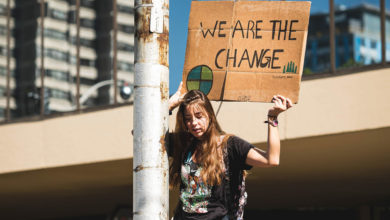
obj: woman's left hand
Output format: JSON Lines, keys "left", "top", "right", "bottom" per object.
{"left": 268, "top": 95, "right": 293, "bottom": 117}
{"left": 169, "top": 81, "right": 185, "bottom": 111}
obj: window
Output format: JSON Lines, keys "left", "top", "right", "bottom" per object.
{"left": 117, "top": 42, "right": 133, "bottom": 52}
{"left": 335, "top": 0, "right": 382, "bottom": 68}
{"left": 46, "top": 69, "right": 70, "bottom": 82}
{"left": 70, "top": 36, "right": 95, "bottom": 48}
{"left": 68, "top": 10, "right": 76, "bottom": 23}
{"left": 49, "top": 88, "right": 72, "bottom": 100}
{"left": 0, "top": 107, "right": 5, "bottom": 121}
{"left": 0, "top": 86, "right": 5, "bottom": 96}
{"left": 43, "top": 28, "right": 68, "bottom": 41}
{"left": 81, "top": 0, "right": 94, "bottom": 8}
{"left": 80, "top": 18, "right": 94, "bottom": 28}
{"left": 371, "top": 39, "right": 377, "bottom": 49}
{"left": 0, "top": 25, "right": 6, "bottom": 35}
{"left": 117, "top": 4, "right": 133, "bottom": 14}
{"left": 50, "top": 8, "right": 67, "bottom": 21}
{"left": 118, "top": 24, "right": 134, "bottom": 34}
{"left": 117, "top": 61, "right": 133, "bottom": 72}
{"left": 80, "top": 58, "right": 95, "bottom": 67}
{"left": 45, "top": 48, "right": 69, "bottom": 62}
{"left": 297, "top": 0, "right": 330, "bottom": 74}
{"left": 0, "top": 4, "right": 6, "bottom": 16}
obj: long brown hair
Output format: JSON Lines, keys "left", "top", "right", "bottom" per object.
{"left": 169, "top": 90, "right": 228, "bottom": 188}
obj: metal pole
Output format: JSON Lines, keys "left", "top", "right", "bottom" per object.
{"left": 5, "top": 0, "right": 11, "bottom": 121}
{"left": 133, "top": 0, "right": 169, "bottom": 218}
{"left": 329, "top": 0, "right": 336, "bottom": 73}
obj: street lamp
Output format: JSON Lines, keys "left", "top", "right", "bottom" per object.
{"left": 55, "top": 79, "right": 133, "bottom": 112}
{"left": 78, "top": 79, "right": 133, "bottom": 105}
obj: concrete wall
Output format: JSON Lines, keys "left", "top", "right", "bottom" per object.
{"left": 0, "top": 107, "right": 133, "bottom": 174}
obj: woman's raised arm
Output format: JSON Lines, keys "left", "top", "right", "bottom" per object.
{"left": 246, "top": 95, "right": 293, "bottom": 167}
{"left": 169, "top": 81, "right": 185, "bottom": 112}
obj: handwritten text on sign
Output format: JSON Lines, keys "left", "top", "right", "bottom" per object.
{"left": 200, "top": 20, "right": 299, "bottom": 70}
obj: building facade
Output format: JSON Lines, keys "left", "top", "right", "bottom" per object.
{"left": 305, "top": 4, "right": 390, "bottom": 73}
{"left": 0, "top": 0, "right": 134, "bottom": 120}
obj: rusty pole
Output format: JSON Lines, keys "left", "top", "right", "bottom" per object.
{"left": 133, "top": 0, "right": 169, "bottom": 219}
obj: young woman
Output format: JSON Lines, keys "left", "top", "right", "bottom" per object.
{"left": 168, "top": 83, "right": 293, "bottom": 220}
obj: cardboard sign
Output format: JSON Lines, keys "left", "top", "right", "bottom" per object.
{"left": 182, "top": 1, "right": 311, "bottom": 103}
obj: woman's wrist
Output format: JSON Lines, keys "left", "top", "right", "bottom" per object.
{"left": 264, "top": 114, "right": 278, "bottom": 127}
{"left": 267, "top": 114, "right": 278, "bottom": 119}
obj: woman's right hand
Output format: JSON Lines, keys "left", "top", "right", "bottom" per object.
{"left": 169, "top": 81, "right": 185, "bottom": 111}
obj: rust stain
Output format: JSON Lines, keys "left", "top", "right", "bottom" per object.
{"left": 162, "top": 169, "right": 167, "bottom": 179}
{"left": 159, "top": 135, "right": 166, "bottom": 154}
{"left": 135, "top": 2, "right": 169, "bottom": 66}
{"left": 163, "top": 15, "right": 169, "bottom": 33}
{"left": 160, "top": 82, "right": 169, "bottom": 100}
{"left": 157, "top": 33, "right": 169, "bottom": 67}
{"left": 135, "top": 7, "right": 153, "bottom": 42}
{"left": 163, "top": 2, "right": 169, "bottom": 10}
{"left": 134, "top": 165, "right": 144, "bottom": 172}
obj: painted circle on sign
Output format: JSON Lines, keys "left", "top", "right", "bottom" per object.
{"left": 186, "top": 65, "right": 213, "bottom": 95}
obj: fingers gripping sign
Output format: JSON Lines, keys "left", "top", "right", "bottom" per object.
{"left": 268, "top": 94, "right": 293, "bottom": 117}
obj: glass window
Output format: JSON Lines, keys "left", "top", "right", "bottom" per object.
{"left": 80, "top": 58, "right": 95, "bottom": 67}
{"left": 80, "top": 18, "right": 94, "bottom": 28}
{"left": 335, "top": 0, "right": 382, "bottom": 70}
{"left": 115, "top": 0, "right": 134, "bottom": 104}
{"left": 70, "top": 36, "right": 94, "bottom": 48}
{"left": 117, "top": 61, "right": 133, "bottom": 72}
{"left": 45, "top": 48, "right": 69, "bottom": 62}
{"left": 0, "top": 3, "right": 6, "bottom": 16}
{"left": 118, "top": 4, "right": 133, "bottom": 15}
{"left": 81, "top": 0, "right": 94, "bottom": 8}
{"left": 117, "top": 41, "right": 133, "bottom": 52}
{"left": 44, "top": 69, "right": 70, "bottom": 82}
{"left": 0, "top": 25, "right": 6, "bottom": 35}
{"left": 293, "top": 0, "right": 330, "bottom": 75}
{"left": 68, "top": 10, "right": 76, "bottom": 23}
{"left": 118, "top": 24, "right": 134, "bottom": 34}
{"left": 43, "top": 28, "right": 68, "bottom": 41}
{"left": 33, "top": 0, "right": 76, "bottom": 115}
{"left": 50, "top": 8, "right": 68, "bottom": 21}
{"left": 0, "top": 0, "right": 135, "bottom": 122}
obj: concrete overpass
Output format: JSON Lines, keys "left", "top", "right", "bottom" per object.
{"left": 0, "top": 68, "right": 389, "bottom": 219}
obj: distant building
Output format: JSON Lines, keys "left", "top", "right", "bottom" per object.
{"left": 0, "top": 0, "right": 134, "bottom": 119}
{"left": 305, "top": 4, "right": 390, "bottom": 73}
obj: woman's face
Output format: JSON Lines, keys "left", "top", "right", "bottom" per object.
{"left": 184, "top": 104, "right": 210, "bottom": 139}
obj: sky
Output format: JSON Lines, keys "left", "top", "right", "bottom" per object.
{"left": 168, "top": 0, "right": 389, "bottom": 94}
